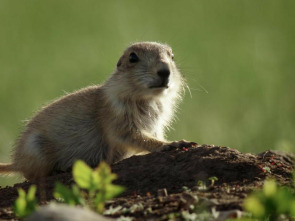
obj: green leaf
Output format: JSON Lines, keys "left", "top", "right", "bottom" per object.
{"left": 290, "top": 199, "right": 295, "bottom": 216}
{"left": 96, "top": 162, "right": 117, "bottom": 184}
{"left": 96, "top": 201, "right": 105, "bottom": 214}
{"left": 208, "top": 176, "right": 218, "bottom": 181}
{"left": 14, "top": 197, "right": 27, "bottom": 217}
{"left": 14, "top": 186, "right": 37, "bottom": 218}
{"left": 104, "top": 184, "right": 125, "bottom": 200}
{"left": 70, "top": 160, "right": 125, "bottom": 213}
{"left": 73, "top": 160, "right": 96, "bottom": 189}
{"left": 94, "top": 191, "right": 104, "bottom": 204}
{"left": 27, "top": 185, "right": 37, "bottom": 201}
{"left": 71, "top": 185, "right": 86, "bottom": 205}
{"left": 17, "top": 188, "right": 26, "bottom": 198}
{"left": 54, "top": 182, "right": 73, "bottom": 203}
{"left": 94, "top": 184, "right": 125, "bottom": 206}
{"left": 244, "top": 195, "right": 265, "bottom": 218}
{"left": 54, "top": 182, "right": 84, "bottom": 206}
{"left": 275, "top": 187, "right": 294, "bottom": 214}
{"left": 263, "top": 179, "right": 277, "bottom": 197}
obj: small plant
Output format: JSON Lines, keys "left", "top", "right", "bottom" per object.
{"left": 196, "top": 180, "right": 207, "bottom": 191}
{"left": 104, "top": 205, "right": 123, "bottom": 215}
{"left": 262, "top": 166, "right": 271, "bottom": 173}
{"left": 54, "top": 182, "right": 85, "bottom": 206}
{"left": 14, "top": 185, "right": 37, "bottom": 218}
{"left": 182, "top": 186, "right": 191, "bottom": 192}
{"left": 208, "top": 176, "right": 218, "bottom": 187}
{"left": 244, "top": 179, "right": 295, "bottom": 220}
{"left": 13, "top": 160, "right": 124, "bottom": 218}
{"left": 175, "top": 209, "right": 214, "bottom": 221}
{"left": 54, "top": 160, "right": 125, "bottom": 213}
{"left": 181, "top": 210, "right": 198, "bottom": 221}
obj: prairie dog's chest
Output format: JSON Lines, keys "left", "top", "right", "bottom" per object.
{"left": 107, "top": 96, "right": 167, "bottom": 137}
{"left": 131, "top": 101, "right": 165, "bottom": 134}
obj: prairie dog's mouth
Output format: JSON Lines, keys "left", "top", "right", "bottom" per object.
{"left": 150, "top": 84, "right": 169, "bottom": 89}
{"left": 149, "top": 78, "right": 169, "bottom": 89}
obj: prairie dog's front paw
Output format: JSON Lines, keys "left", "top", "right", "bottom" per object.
{"left": 161, "top": 140, "right": 197, "bottom": 152}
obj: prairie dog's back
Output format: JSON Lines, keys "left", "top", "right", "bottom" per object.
{"left": 13, "top": 86, "right": 109, "bottom": 179}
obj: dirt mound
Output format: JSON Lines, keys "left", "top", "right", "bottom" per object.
{"left": 0, "top": 145, "right": 294, "bottom": 220}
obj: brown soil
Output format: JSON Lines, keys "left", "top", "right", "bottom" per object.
{"left": 0, "top": 145, "right": 294, "bottom": 220}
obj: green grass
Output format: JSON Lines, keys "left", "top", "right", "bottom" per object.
{"left": 0, "top": 0, "right": 294, "bottom": 186}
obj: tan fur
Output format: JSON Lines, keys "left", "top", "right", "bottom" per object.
{"left": 0, "top": 42, "right": 195, "bottom": 181}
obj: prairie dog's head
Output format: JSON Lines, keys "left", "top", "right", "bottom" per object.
{"left": 106, "top": 42, "right": 184, "bottom": 100}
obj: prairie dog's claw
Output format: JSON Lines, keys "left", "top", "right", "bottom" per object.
{"left": 161, "top": 140, "right": 197, "bottom": 152}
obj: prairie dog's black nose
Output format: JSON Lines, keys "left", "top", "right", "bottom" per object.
{"left": 157, "top": 69, "right": 170, "bottom": 79}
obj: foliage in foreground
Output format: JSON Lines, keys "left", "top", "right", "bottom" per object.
{"left": 243, "top": 179, "right": 295, "bottom": 220}
{"left": 54, "top": 160, "right": 125, "bottom": 213}
{"left": 14, "top": 185, "right": 37, "bottom": 218}
{"left": 14, "top": 160, "right": 125, "bottom": 218}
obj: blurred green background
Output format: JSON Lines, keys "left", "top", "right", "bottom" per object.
{"left": 0, "top": 0, "right": 294, "bottom": 186}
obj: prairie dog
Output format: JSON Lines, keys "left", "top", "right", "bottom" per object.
{"left": 0, "top": 42, "right": 196, "bottom": 181}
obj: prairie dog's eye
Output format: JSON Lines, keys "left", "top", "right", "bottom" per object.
{"left": 171, "top": 53, "right": 174, "bottom": 60}
{"left": 129, "top": 52, "right": 139, "bottom": 63}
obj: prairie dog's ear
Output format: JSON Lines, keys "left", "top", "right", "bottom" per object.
{"left": 117, "top": 55, "right": 123, "bottom": 67}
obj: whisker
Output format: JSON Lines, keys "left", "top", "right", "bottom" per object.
{"left": 185, "top": 84, "right": 193, "bottom": 98}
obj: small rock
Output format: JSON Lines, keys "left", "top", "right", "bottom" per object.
{"left": 214, "top": 209, "right": 243, "bottom": 221}
{"left": 157, "top": 188, "right": 168, "bottom": 202}
{"left": 26, "top": 203, "right": 113, "bottom": 221}
{"left": 180, "top": 192, "right": 199, "bottom": 209}
{"left": 199, "top": 197, "right": 219, "bottom": 207}
{"left": 157, "top": 188, "right": 168, "bottom": 197}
